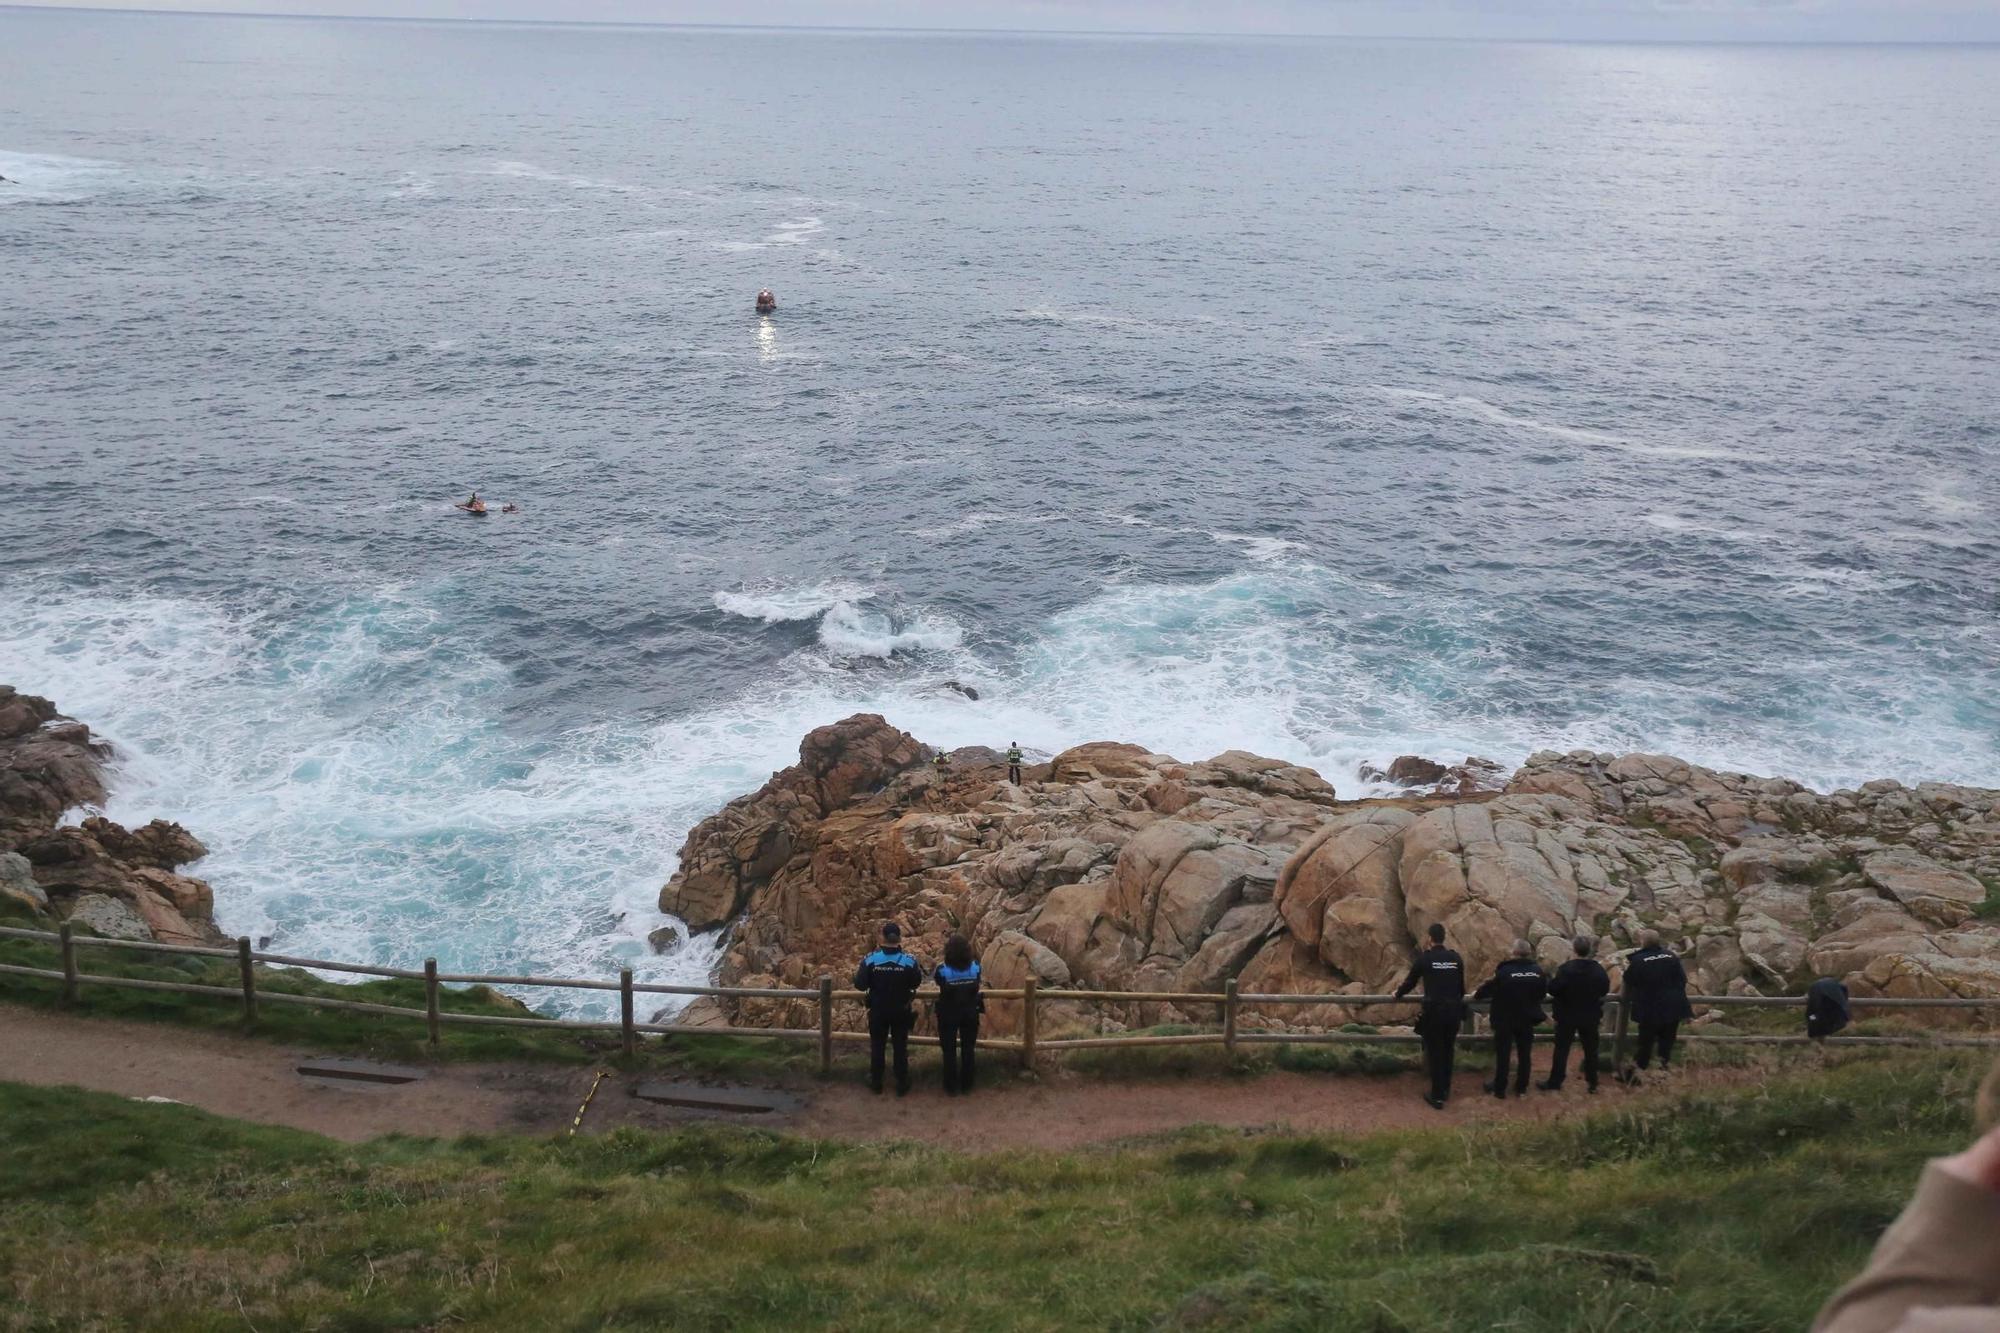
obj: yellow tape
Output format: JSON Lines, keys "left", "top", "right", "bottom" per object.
{"left": 568, "top": 1069, "right": 608, "bottom": 1138}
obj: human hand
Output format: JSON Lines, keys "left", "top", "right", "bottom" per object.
{"left": 1936, "top": 1126, "right": 2000, "bottom": 1194}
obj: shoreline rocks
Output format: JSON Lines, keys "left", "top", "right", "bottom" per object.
{"left": 0, "top": 686, "right": 224, "bottom": 945}
{"left": 663, "top": 720, "right": 2000, "bottom": 1036}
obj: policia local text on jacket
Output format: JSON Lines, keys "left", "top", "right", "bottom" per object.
{"left": 1395, "top": 932, "right": 1466, "bottom": 1108}
{"left": 1622, "top": 940, "right": 1694, "bottom": 1072}
{"left": 1473, "top": 952, "right": 1547, "bottom": 1098}
{"left": 1543, "top": 950, "right": 1611, "bottom": 1091}
{"left": 854, "top": 935, "right": 924, "bottom": 1095}
{"left": 933, "top": 958, "right": 983, "bottom": 1095}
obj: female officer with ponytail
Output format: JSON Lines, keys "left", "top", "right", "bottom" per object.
{"left": 934, "top": 933, "right": 984, "bottom": 1096}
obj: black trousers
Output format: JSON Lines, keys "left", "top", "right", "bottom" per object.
{"left": 868, "top": 1009, "right": 913, "bottom": 1091}
{"left": 1547, "top": 1016, "right": 1601, "bottom": 1088}
{"left": 939, "top": 1014, "right": 979, "bottom": 1092}
{"left": 1008, "top": 764, "right": 1021, "bottom": 785}
{"left": 1636, "top": 1019, "right": 1680, "bottom": 1069}
{"left": 1420, "top": 1007, "right": 1460, "bottom": 1102}
{"left": 1491, "top": 1024, "right": 1533, "bottom": 1094}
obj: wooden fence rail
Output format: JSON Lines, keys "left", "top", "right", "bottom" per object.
{"left": 4, "top": 924, "right": 1998, "bottom": 1066}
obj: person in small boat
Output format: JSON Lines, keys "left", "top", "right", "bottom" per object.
{"left": 756, "top": 289, "right": 776, "bottom": 312}
{"left": 456, "top": 492, "right": 487, "bottom": 514}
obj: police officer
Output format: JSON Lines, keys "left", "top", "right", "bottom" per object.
{"left": 1474, "top": 939, "right": 1548, "bottom": 1099}
{"left": 1540, "top": 934, "right": 1610, "bottom": 1093}
{"left": 933, "top": 932, "right": 984, "bottom": 1095}
{"left": 1395, "top": 922, "right": 1466, "bottom": 1110}
{"left": 853, "top": 922, "right": 923, "bottom": 1096}
{"left": 1005, "top": 742, "right": 1024, "bottom": 786}
{"left": 1621, "top": 928, "right": 1693, "bottom": 1081}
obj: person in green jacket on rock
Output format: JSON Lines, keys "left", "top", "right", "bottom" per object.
{"left": 1006, "top": 742, "right": 1024, "bottom": 785}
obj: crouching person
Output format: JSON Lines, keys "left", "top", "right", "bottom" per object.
{"left": 934, "top": 933, "right": 984, "bottom": 1096}
{"left": 854, "top": 921, "right": 923, "bottom": 1097}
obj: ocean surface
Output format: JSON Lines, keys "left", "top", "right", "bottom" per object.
{"left": 4, "top": 10, "right": 1997, "bottom": 1012}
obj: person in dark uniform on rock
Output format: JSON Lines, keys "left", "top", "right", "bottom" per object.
{"left": 1475, "top": 939, "right": 1548, "bottom": 1099}
{"left": 1395, "top": 922, "right": 1466, "bottom": 1110}
{"left": 854, "top": 922, "right": 924, "bottom": 1096}
{"left": 1006, "top": 742, "right": 1024, "bottom": 786}
{"left": 1621, "top": 928, "right": 1693, "bottom": 1082}
{"left": 933, "top": 932, "right": 984, "bottom": 1095}
{"left": 1540, "top": 935, "right": 1611, "bottom": 1093}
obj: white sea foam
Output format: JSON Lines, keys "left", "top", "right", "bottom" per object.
{"left": 818, "top": 601, "right": 964, "bottom": 659}
{"left": 1372, "top": 386, "right": 1735, "bottom": 461}
{"left": 768, "top": 215, "right": 823, "bottom": 244}
{"left": 714, "top": 584, "right": 964, "bottom": 659}
{"left": 713, "top": 583, "right": 873, "bottom": 624}
{"left": 0, "top": 149, "right": 122, "bottom": 202}
{"left": 0, "top": 585, "right": 723, "bottom": 1019}
{"left": 483, "top": 159, "right": 634, "bottom": 193}
{"left": 1205, "top": 530, "right": 1311, "bottom": 563}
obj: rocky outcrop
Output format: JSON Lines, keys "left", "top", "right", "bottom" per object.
{"left": 659, "top": 714, "right": 925, "bottom": 932}
{"left": 664, "top": 719, "right": 2000, "bottom": 1036}
{"left": 0, "top": 686, "right": 109, "bottom": 849}
{"left": 1363, "top": 754, "right": 1508, "bottom": 796}
{"left": 0, "top": 687, "right": 224, "bottom": 945}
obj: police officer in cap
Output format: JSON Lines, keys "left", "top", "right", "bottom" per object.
{"left": 1474, "top": 939, "right": 1548, "bottom": 1099}
{"left": 854, "top": 921, "right": 924, "bottom": 1096}
{"left": 1395, "top": 922, "right": 1466, "bottom": 1110}
{"left": 1540, "top": 935, "right": 1611, "bottom": 1093}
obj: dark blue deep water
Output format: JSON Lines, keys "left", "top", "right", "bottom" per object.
{"left": 4, "top": 10, "right": 1997, "bottom": 1007}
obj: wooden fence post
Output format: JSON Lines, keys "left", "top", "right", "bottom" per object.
{"left": 237, "top": 937, "right": 257, "bottom": 1022}
{"left": 424, "top": 958, "right": 441, "bottom": 1049}
{"left": 619, "top": 968, "right": 636, "bottom": 1059}
{"left": 1021, "top": 976, "right": 1038, "bottom": 1070}
{"left": 818, "top": 976, "right": 834, "bottom": 1075}
{"left": 58, "top": 923, "right": 77, "bottom": 1006}
{"left": 1223, "top": 979, "right": 1239, "bottom": 1059}
{"left": 1611, "top": 995, "right": 1630, "bottom": 1077}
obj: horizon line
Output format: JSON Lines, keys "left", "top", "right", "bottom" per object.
{"left": 6, "top": 2, "right": 2000, "bottom": 47}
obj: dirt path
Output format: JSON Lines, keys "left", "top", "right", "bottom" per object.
{"left": 0, "top": 1003, "right": 1755, "bottom": 1149}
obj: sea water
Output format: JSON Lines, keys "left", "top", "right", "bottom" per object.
{"left": 3, "top": 12, "right": 1997, "bottom": 1013}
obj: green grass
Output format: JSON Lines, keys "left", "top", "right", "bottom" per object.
{"left": 0, "top": 1054, "right": 1983, "bottom": 1331}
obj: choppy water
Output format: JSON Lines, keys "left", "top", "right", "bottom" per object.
{"left": 4, "top": 11, "right": 1997, "bottom": 1011}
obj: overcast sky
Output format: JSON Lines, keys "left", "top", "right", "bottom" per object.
{"left": 14, "top": 1, "right": 2000, "bottom": 42}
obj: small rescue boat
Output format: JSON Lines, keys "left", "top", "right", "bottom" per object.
{"left": 755, "top": 289, "right": 777, "bottom": 315}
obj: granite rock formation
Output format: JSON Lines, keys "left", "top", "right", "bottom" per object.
{"left": 662, "top": 717, "right": 2000, "bottom": 1036}
{"left": 0, "top": 686, "right": 224, "bottom": 945}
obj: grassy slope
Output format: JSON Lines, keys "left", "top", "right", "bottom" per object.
{"left": 1, "top": 1054, "right": 1982, "bottom": 1333}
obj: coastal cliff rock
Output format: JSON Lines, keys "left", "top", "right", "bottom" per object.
{"left": 0, "top": 685, "right": 109, "bottom": 849}
{"left": 0, "top": 686, "right": 225, "bottom": 945}
{"left": 663, "top": 718, "right": 2000, "bottom": 1035}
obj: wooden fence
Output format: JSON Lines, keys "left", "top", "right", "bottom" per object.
{"left": 4, "top": 923, "right": 1998, "bottom": 1075}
